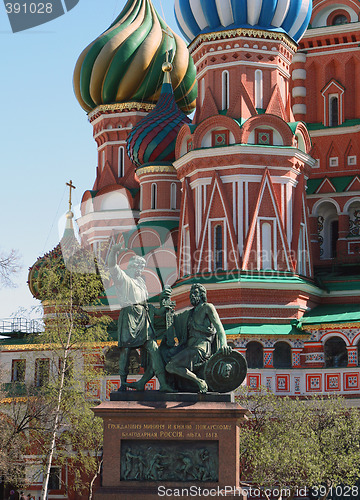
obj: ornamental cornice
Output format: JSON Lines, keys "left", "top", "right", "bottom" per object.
{"left": 136, "top": 165, "right": 177, "bottom": 176}
{"left": 302, "top": 322, "right": 360, "bottom": 331}
{"left": 0, "top": 397, "right": 29, "bottom": 404}
{"left": 189, "top": 28, "right": 297, "bottom": 53}
{"left": 88, "top": 102, "right": 155, "bottom": 121}
{"left": 0, "top": 340, "right": 117, "bottom": 352}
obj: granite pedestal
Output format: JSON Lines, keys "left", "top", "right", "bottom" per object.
{"left": 93, "top": 392, "right": 249, "bottom": 500}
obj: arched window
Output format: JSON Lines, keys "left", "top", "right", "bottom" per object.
{"left": 151, "top": 183, "right": 157, "bottom": 210}
{"left": 214, "top": 225, "right": 223, "bottom": 270}
{"left": 255, "top": 69, "right": 263, "bottom": 109}
{"left": 246, "top": 342, "right": 264, "bottom": 369}
{"left": 170, "top": 183, "right": 177, "bottom": 210}
{"left": 332, "top": 14, "right": 348, "bottom": 25}
{"left": 273, "top": 342, "right": 292, "bottom": 369}
{"left": 118, "top": 146, "right": 124, "bottom": 177}
{"left": 324, "top": 337, "right": 348, "bottom": 367}
{"left": 329, "top": 96, "right": 339, "bottom": 127}
{"left": 222, "top": 71, "right": 229, "bottom": 110}
{"left": 316, "top": 202, "right": 339, "bottom": 259}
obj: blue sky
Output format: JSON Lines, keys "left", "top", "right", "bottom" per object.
{"left": 0, "top": 0, "right": 180, "bottom": 319}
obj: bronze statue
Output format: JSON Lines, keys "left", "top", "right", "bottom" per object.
{"left": 107, "top": 244, "right": 174, "bottom": 392}
{"left": 108, "top": 240, "right": 246, "bottom": 393}
{"left": 166, "top": 283, "right": 231, "bottom": 393}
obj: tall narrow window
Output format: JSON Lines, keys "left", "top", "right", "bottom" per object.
{"left": 139, "top": 185, "right": 143, "bottom": 212}
{"left": 102, "top": 150, "right": 105, "bottom": 169}
{"left": 255, "top": 69, "right": 263, "bottom": 108}
{"left": 151, "top": 183, "right": 157, "bottom": 210}
{"left": 35, "top": 359, "right": 50, "bottom": 387}
{"left": 118, "top": 146, "right": 124, "bottom": 177}
{"left": 329, "top": 96, "right": 339, "bottom": 126}
{"left": 222, "top": 71, "right": 229, "bottom": 110}
{"left": 12, "top": 359, "right": 25, "bottom": 383}
{"left": 201, "top": 78, "right": 205, "bottom": 105}
{"left": 261, "top": 222, "right": 272, "bottom": 270}
{"left": 48, "top": 467, "right": 61, "bottom": 490}
{"left": 214, "top": 225, "right": 223, "bottom": 270}
{"left": 170, "top": 183, "right": 177, "bottom": 210}
{"left": 183, "top": 228, "right": 191, "bottom": 275}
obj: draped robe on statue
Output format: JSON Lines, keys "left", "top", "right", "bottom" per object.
{"left": 110, "top": 265, "right": 155, "bottom": 348}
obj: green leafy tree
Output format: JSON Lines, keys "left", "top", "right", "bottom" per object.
{"left": 28, "top": 245, "right": 111, "bottom": 500}
{"left": 0, "top": 381, "right": 52, "bottom": 488}
{"left": 237, "top": 389, "right": 360, "bottom": 500}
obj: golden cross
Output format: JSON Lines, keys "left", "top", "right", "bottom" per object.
{"left": 161, "top": 28, "right": 174, "bottom": 62}
{"left": 66, "top": 180, "right": 76, "bottom": 211}
{"left": 161, "top": 27, "right": 174, "bottom": 39}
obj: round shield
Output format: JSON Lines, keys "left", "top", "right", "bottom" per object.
{"left": 204, "top": 350, "right": 247, "bottom": 393}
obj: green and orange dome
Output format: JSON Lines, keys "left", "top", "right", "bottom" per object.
{"left": 73, "top": 0, "right": 197, "bottom": 114}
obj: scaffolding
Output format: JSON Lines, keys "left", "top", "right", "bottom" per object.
{"left": 0, "top": 317, "right": 44, "bottom": 335}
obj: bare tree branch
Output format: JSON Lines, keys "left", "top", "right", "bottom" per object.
{"left": 0, "top": 249, "right": 21, "bottom": 288}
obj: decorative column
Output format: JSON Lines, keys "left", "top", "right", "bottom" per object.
{"left": 263, "top": 348, "right": 274, "bottom": 368}
{"left": 347, "top": 346, "right": 358, "bottom": 367}
{"left": 302, "top": 343, "right": 325, "bottom": 367}
{"left": 292, "top": 52, "right": 307, "bottom": 121}
{"left": 291, "top": 348, "right": 302, "bottom": 368}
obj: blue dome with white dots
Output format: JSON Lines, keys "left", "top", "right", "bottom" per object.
{"left": 174, "top": 0, "right": 312, "bottom": 44}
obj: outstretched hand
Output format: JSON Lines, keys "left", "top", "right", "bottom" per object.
{"left": 108, "top": 243, "right": 128, "bottom": 267}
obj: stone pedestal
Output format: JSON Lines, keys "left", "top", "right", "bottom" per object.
{"left": 93, "top": 392, "right": 249, "bottom": 500}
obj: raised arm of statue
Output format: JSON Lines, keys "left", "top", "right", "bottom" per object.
{"left": 108, "top": 243, "right": 126, "bottom": 270}
{"left": 205, "top": 303, "right": 231, "bottom": 355}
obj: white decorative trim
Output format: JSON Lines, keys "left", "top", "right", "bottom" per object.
{"left": 292, "top": 87, "right": 306, "bottom": 98}
{"left": 292, "top": 69, "right": 307, "bottom": 80}
{"left": 174, "top": 146, "right": 315, "bottom": 169}
{"left": 292, "top": 52, "right": 307, "bottom": 64}
{"left": 293, "top": 103, "right": 307, "bottom": 115}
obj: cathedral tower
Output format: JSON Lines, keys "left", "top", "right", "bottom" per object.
{"left": 172, "top": 0, "right": 318, "bottom": 332}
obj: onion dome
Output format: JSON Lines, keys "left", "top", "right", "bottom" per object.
{"left": 74, "top": 0, "right": 197, "bottom": 114}
{"left": 28, "top": 212, "right": 103, "bottom": 302}
{"left": 126, "top": 61, "right": 191, "bottom": 168}
{"left": 28, "top": 212, "right": 81, "bottom": 300}
{"left": 175, "top": 0, "right": 312, "bottom": 44}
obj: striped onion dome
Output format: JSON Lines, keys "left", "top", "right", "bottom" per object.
{"left": 175, "top": 0, "right": 312, "bottom": 44}
{"left": 126, "top": 63, "right": 191, "bottom": 168}
{"left": 74, "top": 0, "right": 197, "bottom": 114}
